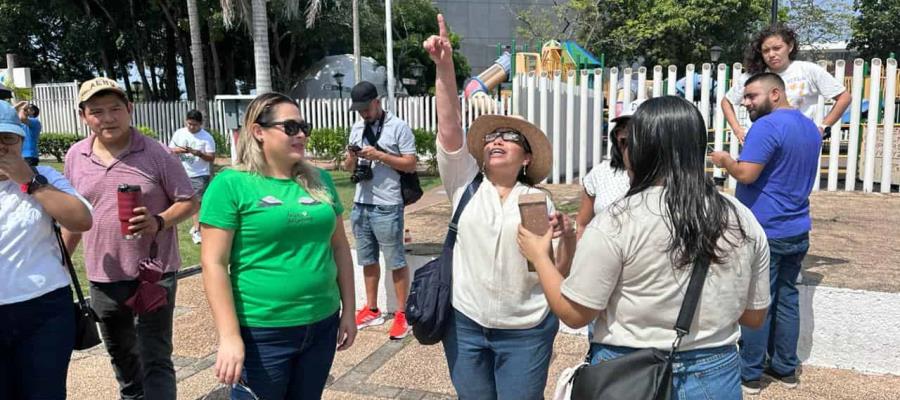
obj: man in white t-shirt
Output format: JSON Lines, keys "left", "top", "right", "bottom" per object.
{"left": 169, "top": 109, "right": 216, "bottom": 244}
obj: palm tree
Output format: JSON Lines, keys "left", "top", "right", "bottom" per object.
{"left": 186, "top": 0, "right": 209, "bottom": 116}
{"left": 220, "top": 0, "right": 323, "bottom": 95}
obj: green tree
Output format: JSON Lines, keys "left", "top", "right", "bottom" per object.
{"left": 517, "top": 0, "right": 770, "bottom": 67}
{"left": 785, "top": 0, "right": 854, "bottom": 60}
{"left": 849, "top": 0, "right": 900, "bottom": 60}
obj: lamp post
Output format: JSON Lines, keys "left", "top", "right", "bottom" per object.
{"left": 407, "top": 61, "right": 425, "bottom": 95}
{"left": 132, "top": 81, "right": 143, "bottom": 101}
{"left": 332, "top": 71, "right": 345, "bottom": 99}
{"left": 710, "top": 46, "right": 723, "bottom": 63}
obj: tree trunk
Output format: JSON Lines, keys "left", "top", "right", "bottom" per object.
{"left": 210, "top": 39, "right": 224, "bottom": 95}
{"left": 187, "top": 0, "right": 209, "bottom": 117}
{"left": 251, "top": 0, "right": 272, "bottom": 94}
{"left": 165, "top": 23, "right": 179, "bottom": 100}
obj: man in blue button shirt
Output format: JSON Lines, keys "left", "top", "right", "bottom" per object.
{"left": 710, "top": 72, "right": 821, "bottom": 395}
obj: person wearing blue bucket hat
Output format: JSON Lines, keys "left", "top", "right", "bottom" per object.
{"left": 0, "top": 100, "right": 93, "bottom": 399}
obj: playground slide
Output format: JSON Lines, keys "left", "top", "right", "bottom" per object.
{"left": 463, "top": 52, "right": 511, "bottom": 99}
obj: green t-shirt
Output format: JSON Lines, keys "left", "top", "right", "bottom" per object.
{"left": 199, "top": 168, "right": 344, "bottom": 328}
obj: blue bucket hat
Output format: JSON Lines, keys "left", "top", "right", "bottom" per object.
{"left": 0, "top": 101, "right": 26, "bottom": 137}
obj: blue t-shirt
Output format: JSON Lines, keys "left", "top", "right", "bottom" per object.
{"left": 22, "top": 117, "right": 42, "bottom": 158}
{"left": 735, "top": 109, "right": 822, "bottom": 239}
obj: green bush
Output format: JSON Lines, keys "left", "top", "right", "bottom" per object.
{"left": 308, "top": 127, "right": 350, "bottom": 166}
{"left": 136, "top": 125, "right": 159, "bottom": 140}
{"left": 207, "top": 128, "right": 231, "bottom": 156}
{"left": 39, "top": 133, "right": 81, "bottom": 162}
{"left": 413, "top": 128, "right": 437, "bottom": 174}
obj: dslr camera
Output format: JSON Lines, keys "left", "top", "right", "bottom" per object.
{"left": 348, "top": 144, "right": 374, "bottom": 183}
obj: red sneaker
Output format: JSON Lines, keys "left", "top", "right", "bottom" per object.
{"left": 389, "top": 311, "right": 411, "bottom": 340}
{"left": 355, "top": 307, "right": 385, "bottom": 330}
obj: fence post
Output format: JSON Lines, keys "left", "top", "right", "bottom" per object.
{"left": 863, "top": 58, "right": 882, "bottom": 192}
{"left": 579, "top": 69, "right": 589, "bottom": 180}
{"left": 552, "top": 70, "right": 562, "bottom": 184}
{"left": 685, "top": 64, "right": 696, "bottom": 103}
{"left": 846, "top": 59, "right": 865, "bottom": 191}
{"left": 637, "top": 67, "right": 647, "bottom": 102}
{"left": 527, "top": 71, "right": 536, "bottom": 123}
{"left": 565, "top": 70, "right": 576, "bottom": 184}
{"left": 881, "top": 58, "right": 897, "bottom": 193}
{"left": 700, "top": 63, "right": 712, "bottom": 128}
{"left": 667, "top": 65, "right": 677, "bottom": 96}
{"left": 827, "top": 60, "right": 846, "bottom": 191}
{"left": 539, "top": 72, "right": 549, "bottom": 180}
{"left": 593, "top": 68, "right": 604, "bottom": 167}
{"left": 606, "top": 67, "right": 619, "bottom": 159}
{"left": 714, "top": 64, "right": 727, "bottom": 182}
{"left": 652, "top": 65, "right": 663, "bottom": 98}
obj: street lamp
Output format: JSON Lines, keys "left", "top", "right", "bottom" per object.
{"left": 131, "top": 81, "right": 143, "bottom": 101}
{"left": 409, "top": 61, "right": 425, "bottom": 79}
{"left": 332, "top": 71, "right": 345, "bottom": 99}
{"left": 710, "top": 46, "right": 723, "bottom": 63}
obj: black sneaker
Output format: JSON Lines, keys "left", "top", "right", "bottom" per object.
{"left": 741, "top": 380, "right": 762, "bottom": 395}
{"left": 763, "top": 368, "right": 799, "bottom": 388}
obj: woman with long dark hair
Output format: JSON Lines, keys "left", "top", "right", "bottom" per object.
{"left": 519, "top": 96, "right": 771, "bottom": 399}
{"left": 722, "top": 23, "right": 850, "bottom": 143}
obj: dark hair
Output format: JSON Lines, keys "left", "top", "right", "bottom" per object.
{"left": 745, "top": 72, "right": 786, "bottom": 92}
{"left": 27, "top": 104, "right": 39, "bottom": 117}
{"left": 744, "top": 23, "right": 799, "bottom": 74}
{"left": 621, "top": 96, "right": 746, "bottom": 268}
{"left": 515, "top": 135, "right": 538, "bottom": 185}
{"left": 186, "top": 109, "right": 203, "bottom": 123}
{"left": 608, "top": 119, "right": 629, "bottom": 171}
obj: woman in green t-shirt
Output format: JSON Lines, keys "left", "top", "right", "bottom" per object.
{"left": 199, "top": 93, "right": 357, "bottom": 399}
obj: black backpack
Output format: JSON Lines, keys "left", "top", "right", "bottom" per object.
{"left": 405, "top": 173, "right": 483, "bottom": 345}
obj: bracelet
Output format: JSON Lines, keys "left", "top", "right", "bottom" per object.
{"left": 153, "top": 215, "right": 165, "bottom": 231}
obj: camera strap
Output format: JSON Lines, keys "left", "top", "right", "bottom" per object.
{"left": 362, "top": 111, "right": 387, "bottom": 151}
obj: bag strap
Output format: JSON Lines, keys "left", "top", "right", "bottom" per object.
{"left": 444, "top": 173, "right": 484, "bottom": 247}
{"left": 670, "top": 256, "right": 711, "bottom": 351}
{"left": 51, "top": 222, "right": 90, "bottom": 308}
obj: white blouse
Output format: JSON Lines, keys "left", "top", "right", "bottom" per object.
{"left": 437, "top": 140, "right": 555, "bottom": 330}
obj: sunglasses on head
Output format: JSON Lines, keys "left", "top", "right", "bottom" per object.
{"left": 258, "top": 119, "right": 311, "bottom": 137}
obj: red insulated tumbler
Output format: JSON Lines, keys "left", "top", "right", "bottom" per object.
{"left": 117, "top": 184, "right": 142, "bottom": 240}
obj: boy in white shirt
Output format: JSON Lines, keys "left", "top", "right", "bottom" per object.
{"left": 169, "top": 109, "right": 216, "bottom": 244}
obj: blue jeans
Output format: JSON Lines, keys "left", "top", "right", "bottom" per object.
{"left": 442, "top": 309, "right": 558, "bottom": 400}
{"left": 740, "top": 232, "right": 809, "bottom": 381}
{"left": 350, "top": 203, "right": 407, "bottom": 269}
{"left": 0, "top": 286, "right": 75, "bottom": 400}
{"left": 233, "top": 312, "right": 340, "bottom": 400}
{"left": 589, "top": 343, "right": 741, "bottom": 400}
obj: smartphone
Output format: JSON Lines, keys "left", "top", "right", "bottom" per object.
{"left": 518, "top": 193, "right": 552, "bottom": 272}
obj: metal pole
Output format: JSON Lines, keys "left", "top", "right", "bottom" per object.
{"left": 385, "top": 0, "right": 395, "bottom": 113}
{"left": 352, "top": 0, "right": 361, "bottom": 83}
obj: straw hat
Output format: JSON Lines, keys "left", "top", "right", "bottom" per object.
{"left": 466, "top": 115, "right": 552, "bottom": 183}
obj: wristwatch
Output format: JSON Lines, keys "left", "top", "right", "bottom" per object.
{"left": 20, "top": 170, "right": 49, "bottom": 195}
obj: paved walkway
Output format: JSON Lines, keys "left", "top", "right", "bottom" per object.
{"left": 66, "top": 187, "right": 900, "bottom": 399}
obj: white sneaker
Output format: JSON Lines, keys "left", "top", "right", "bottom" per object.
{"left": 191, "top": 229, "right": 202, "bottom": 244}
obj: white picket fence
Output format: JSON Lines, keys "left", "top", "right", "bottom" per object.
{"left": 300, "top": 58, "right": 899, "bottom": 194}
{"left": 29, "top": 58, "right": 899, "bottom": 193}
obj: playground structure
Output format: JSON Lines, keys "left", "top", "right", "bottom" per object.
{"left": 462, "top": 40, "right": 604, "bottom": 105}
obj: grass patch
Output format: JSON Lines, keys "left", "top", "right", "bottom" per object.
{"left": 43, "top": 161, "right": 441, "bottom": 293}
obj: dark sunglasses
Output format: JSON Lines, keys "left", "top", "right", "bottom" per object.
{"left": 258, "top": 119, "right": 311, "bottom": 137}
{"left": 484, "top": 129, "right": 524, "bottom": 144}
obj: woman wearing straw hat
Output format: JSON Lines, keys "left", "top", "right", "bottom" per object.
{"left": 424, "top": 15, "right": 576, "bottom": 399}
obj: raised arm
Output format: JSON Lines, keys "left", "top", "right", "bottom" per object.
{"left": 423, "top": 14, "right": 463, "bottom": 152}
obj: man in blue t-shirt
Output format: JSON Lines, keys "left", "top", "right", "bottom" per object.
{"left": 710, "top": 72, "right": 821, "bottom": 394}
{"left": 15, "top": 102, "right": 42, "bottom": 166}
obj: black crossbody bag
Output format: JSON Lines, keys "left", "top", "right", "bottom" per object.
{"left": 362, "top": 114, "right": 423, "bottom": 206}
{"left": 569, "top": 257, "right": 710, "bottom": 400}
{"left": 405, "top": 173, "right": 483, "bottom": 345}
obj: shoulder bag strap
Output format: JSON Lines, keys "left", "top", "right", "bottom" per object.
{"left": 670, "top": 256, "right": 711, "bottom": 351}
{"left": 443, "top": 173, "right": 483, "bottom": 249}
{"left": 51, "top": 222, "right": 90, "bottom": 308}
